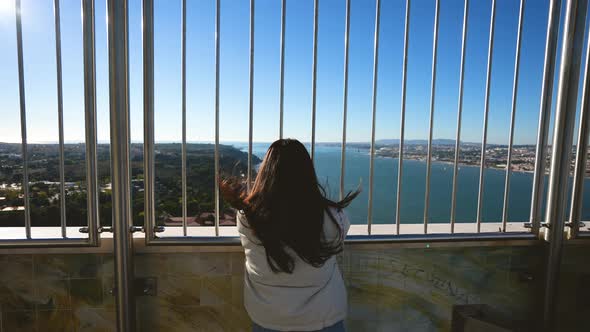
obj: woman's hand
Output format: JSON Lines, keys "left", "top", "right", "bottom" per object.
{"left": 220, "top": 178, "right": 247, "bottom": 210}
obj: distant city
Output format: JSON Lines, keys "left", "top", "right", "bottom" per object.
{"left": 322, "top": 139, "right": 589, "bottom": 175}
{"left": 375, "top": 143, "right": 541, "bottom": 174}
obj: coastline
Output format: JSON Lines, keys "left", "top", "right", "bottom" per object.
{"left": 371, "top": 153, "right": 539, "bottom": 176}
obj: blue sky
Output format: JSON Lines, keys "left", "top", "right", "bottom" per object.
{"left": 0, "top": 0, "right": 580, "bottom": 145}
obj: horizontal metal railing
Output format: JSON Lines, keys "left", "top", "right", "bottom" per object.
{"left": 0, "top": 0, "right": 100, "bottom": 248}
{"left": 3, "top": 0, "right": 590, "bottom": 247}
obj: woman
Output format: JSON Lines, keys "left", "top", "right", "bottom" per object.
{"left": 220, "top": 139, "right": 359, "bottom": 332}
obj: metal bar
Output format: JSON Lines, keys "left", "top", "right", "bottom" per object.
{"left": 344, "top": 232, "right": 536, "bottom": 244}
{"left": 310, "top": 0, "right": 319, "bottom": 160}
{"left": 501, "top": 0, "right": 525, "bottom": 232}
{"left": 450, "top": 0, "right": 469, "bottom": 234}
{"left": 568, "top": 14, "right": 590, "bottom": 239}
{"left": 476, "top": 0, "right": 496, "bottom": 233}
{"left": 247, "top": 0, "right": 255, "bottom": 192}
{"left": 367, "top": 0, "right": 381, "bottom": 235}
{"left": 544, "top": 0, "right": 588, "bottom": 237}
{"left": 181, "top": 0, "right": 188, "bottom": 237}
{"left": 106, "top": 0, "right": 135, "bottom": 330}
{"left": 53, "top": 0, "right": 67, "bottom": 239}
{"left": 530, "top": 0, "right": 562, "bottom": 235}
{"left": 82, "top": 0, "right": 100, "bottom": 246}
{"left": 142, "top": 0, "right": 155, "bottom": 243}
{"left": 339, "top": 0, "right": 351, "bottom": 201}
{"left": 138, "top": 236, "right": 242, "bottom": 246}
{"left": 15, "top": 0, "right": 31, "bottom": 239}
{"left": 137, "top": 232, "right": 537, "bottom": 246}
{"left": 214, "top": 0, "right": 221, "bottom": 237}
{"left": 0, "top": 234, "right": 543, "bottom": 253}
{"left": 0, "top": 238, "right": 95, "bottom": 249}
{"left": 396, "top": 0, "right": 410, "bottom": 235}
{"left": 543, "top": 0, "right": 588, "bottom": 329}
{"left": 279, "top": 0, "right": 286, "bottom": 139}
{"left": 423, "top": 0, "right": 440, "bottom": 234}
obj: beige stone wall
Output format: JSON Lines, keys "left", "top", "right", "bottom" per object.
{"left": 0, "top": 244, "right": 554, "bottom": 331}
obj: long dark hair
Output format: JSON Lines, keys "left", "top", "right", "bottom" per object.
{"left": 220, "top": 139, "right": 360, "bottom": 273}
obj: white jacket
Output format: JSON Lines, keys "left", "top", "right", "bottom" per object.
{"left": 237, "top": 207, "right": 350, "bottom": 331}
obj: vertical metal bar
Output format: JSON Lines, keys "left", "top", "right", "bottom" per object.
{"left": 530, "top": 0, "right": 562, "bottom": 235}
{"left": 181, "top": 0, "right": 188, "bottom": 237}
{"left": 501, "top": 0, "right": 525, "bottom": 232}
{"left": 543, "top": 0, "right": 588, "bottom": 329}
{"left": 247, "top": 0, "right": 255, "bottom": 192}
{"left": 367, "top": 0, "right": 381, "bottom": 235}
{"left": 214, "top": 0, "right": 221, "bottom": 236}
{"left": 476, "top": 0, "right": 496, "bottom": 233}
{"left": 310, "top": 0, "right": 319, "bottom": 161}
{"left": 568, "top": 5, "right": 590, "bottom": 238}
{"left": 106, "top": 0, "right": 134, "bottom": 330}
{"left": 396, "top": 0, "right": 410, "bottom": 235}
{"left": 544, "top": 0, "right": 587, "bottom": 240}
{"left": 423, "top": 0, "right": 440, "bottom": 234}
{"left": 14, "top": 0, "right": 31, "bottom": 239}
{"left": 53, "top": 0, "right": 67, "bottom": 239}
{"left": 450, "top": 0, "right": 469, "bottom": 234}
{"left": 82, "top": 0, "right": 99, "bottom": 245}
{"left": 340, "top": 0, "right": 351, "bottom": 201}
{"left": 279, "top": 0, "right": 286, "bottom": 139}
{"left": 142, "top": 0, "right": 155, "bottom": 243}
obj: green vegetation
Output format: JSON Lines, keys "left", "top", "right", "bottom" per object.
{"left": 0, "top": 142, "right": 259, "bottom": 227}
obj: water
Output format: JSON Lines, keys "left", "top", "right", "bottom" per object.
{"left": 236, "top": 143, "right": 590, "bottom": 225}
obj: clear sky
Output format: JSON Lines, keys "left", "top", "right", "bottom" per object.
{"left": 0, "top": 0, "right": 582, "bottom": 145}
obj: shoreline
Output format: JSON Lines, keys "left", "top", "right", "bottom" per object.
{"left": 372, "top": 153, "right": 539, "bottom": 176}
{"left": 236, "top": 143, "right": 555, "bottom": 177}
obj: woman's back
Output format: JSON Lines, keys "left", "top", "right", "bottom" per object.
{"left": 238, "top": 207, "right": 350, "bottom": 331}
{"left": 220, "top": 139, "right": 359, "bottom": 331}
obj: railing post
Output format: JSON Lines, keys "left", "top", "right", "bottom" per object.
{"left": 543, "top": 0, "right": 588, "bottom": 330}
{"left": 279, "top": 0, "right": 286, "bottom": 139}
{"left": 501, "top": 0, "right": 525, "bottom": 232}
{"left": 142, "top": 0, "right": 155, "bottom": 243}
{"left": 367, "top": 0, "right": 382, "bottom": 235}
{"left": 53, "top": 0, "right": 68, "bottom": 239}
{"left": 82, "top": 0, "right": 100, "bottom": 246}
{"left": 568, "top": 12, "right": 590, "bottom": 238}
{"left": 214, "top": 0, "right": 221, "bottom": 237}
{"left": 530, "top": 0, "right": 562, "bottom": 236}
{"left": 247, "top": 0, "right": 255, "bottom": 192}
{"left": 106, "top": 0, "right": 135, "bottom": 330}
{"left": 476, "top": 0, "right": 497, "bottom": 232}
{"left": 310, "top": 0, "right": 319, "bottom": 161}
{"left": 450, "top": 0, "right": 469, "bottom": 233}
{"left": 181, "top": 0, "right": 188, "bottom": 237}
{"left": 395, "top": 0, "right": 410, "bottom": 235}
{"left": 339, "top": 0, "right": 351, "bottom": 201}
{"left": 14, "top": 0, "right": 31, "bottom": 239}
{"left": 423, "top": 0, "right": 440, "bottom": 234}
